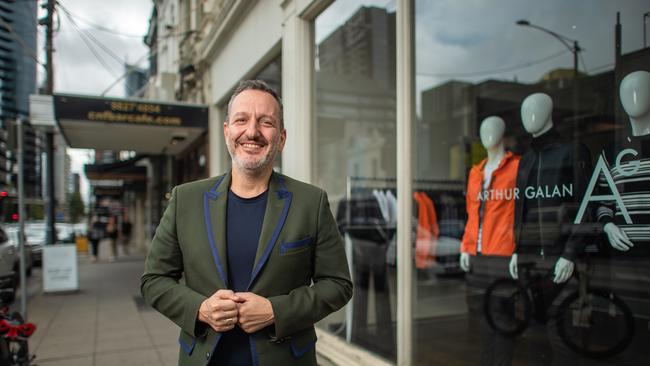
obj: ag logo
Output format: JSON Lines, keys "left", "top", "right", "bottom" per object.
{"left": 574, "top": 149, "right": 639, "bottom": 224}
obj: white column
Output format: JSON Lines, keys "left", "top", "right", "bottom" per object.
{"left": 208, "top": 105, "right": 228, "bottom": 176}
{"left": 396, "top": 0, "right": 414, "bottom": 365}
{"left": 281, "top": 1, "right": 314, "bottom": 183}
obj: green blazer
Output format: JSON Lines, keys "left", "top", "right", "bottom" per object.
{"left": 141, "top": 171, "right": 352, "bottom": 366}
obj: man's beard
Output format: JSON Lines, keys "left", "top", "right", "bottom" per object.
{"left": 227, "top": 135, "right": 280, "bottom": 174}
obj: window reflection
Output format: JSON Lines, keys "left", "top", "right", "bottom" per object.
{"left": 414, "top": 1, "right": 650, "bottom": 365}
{"left": 315, "top": 1, "right": 397, "bottom": 361}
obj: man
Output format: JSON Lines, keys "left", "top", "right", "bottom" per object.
{"left": 141, "top": 80, "right": 352, "bottom": 366}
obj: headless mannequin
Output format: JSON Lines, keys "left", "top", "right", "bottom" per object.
{"left": 509, "top": 93, "right": 574, "bottom": 283}
{"left": 604, "top": 71, "right": 650, "bottom": 251}
{"left": 460, "top": 116, "right": 506, "bottom": 272}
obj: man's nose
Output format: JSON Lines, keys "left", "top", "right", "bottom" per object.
{"left": 243, "top": 120, "right": 261, "bottom": 137}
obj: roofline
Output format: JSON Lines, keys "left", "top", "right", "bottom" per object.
{"left": 53, "top": 92, "right": 209, "bottom": 109}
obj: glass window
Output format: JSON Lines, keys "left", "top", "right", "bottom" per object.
{"left": 314, "top": 1, "right": 397, "bottom": 361}
{"left": 413, "top": 1, "right": 649, "bottom": 364}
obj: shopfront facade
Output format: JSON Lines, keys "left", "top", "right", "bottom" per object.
{"left": 181, "top": 0, "right": 650, "bottom": 364}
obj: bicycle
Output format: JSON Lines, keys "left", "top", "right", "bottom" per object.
{"left": 483, "top": 261, "right": 634, "bottom": 359}
{"left": 0, "top": 275, "right": 36, "bottom": 366}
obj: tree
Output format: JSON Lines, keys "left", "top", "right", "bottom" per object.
{"left": 68, "top": 192, "right": 85, "bottom": 223}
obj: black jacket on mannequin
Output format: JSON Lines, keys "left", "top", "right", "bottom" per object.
{"left": 514, "top": 128, "right": 593, "bottom": 260}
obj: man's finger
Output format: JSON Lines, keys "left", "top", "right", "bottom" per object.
{"left": 216, "top": 289, "right": 239, "bottom": 300}
{"left": 235, "top": 292, "right": 253, "bottom": 300}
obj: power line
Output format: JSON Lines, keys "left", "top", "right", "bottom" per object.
{"left": 59, "top": 5, "right": 125, "bottom": 66}
{"left": 57, "top": 0, "right": 195, "bottom": 40}
{"left": 56, "top": 0, "right": 144, "bottom": 38}
{"left": 0, "top": 16, "right": 46, "bottom": 68}
{"left": 417, "top": 49, "right": 569, "bottom": 78}
{"left": 61, "top": 8, "right": 119, "bottom": 79}
{"left": 100, "top": 50, "right": 153, "bottom": 96}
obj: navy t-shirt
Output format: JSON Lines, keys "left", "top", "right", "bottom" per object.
{"left": 212, "top": 189, "right": 268, "bottom": 366}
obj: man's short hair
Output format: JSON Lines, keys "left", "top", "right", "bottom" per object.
{"left": 226, "top": 80, "right": 283, "bottom": 128}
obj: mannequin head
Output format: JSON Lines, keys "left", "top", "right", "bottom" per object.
{"left": 521, "top": 93, "right": 553, "bottom": 137}
{"left": 480, "top": 116, "right": 505, "bottom": 149}
{"left": 619, "top": 71, "right": 650, "bottom": 136}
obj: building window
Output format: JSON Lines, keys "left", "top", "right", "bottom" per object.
{"left": 412, "top": 0, "right": 650, "bottom": 364}
{"left": 314, "top": 1, "right": 397, "bottom": 361}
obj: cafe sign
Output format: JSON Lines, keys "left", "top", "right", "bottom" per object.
{"left": 54, "top": 94, "right": 208, "bottom": 128}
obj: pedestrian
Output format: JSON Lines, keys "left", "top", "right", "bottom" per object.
{"left": 120, "top": 215, "right": 132, "bottom": 255}
{"left": 88, "top": 215, "right": 103, "bottom": 263}
{"left": 106, "top": 215, "right": 118, "bottom": 262}
{"left": 141, "top": 80, "right": 352, "bottom": 365}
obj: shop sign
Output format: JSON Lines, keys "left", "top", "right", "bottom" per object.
{"left": 54, "top": 94, "right": 208, "bottom": 128}
{"left": 574, "top": 149, "right": 639, "bottom": 224}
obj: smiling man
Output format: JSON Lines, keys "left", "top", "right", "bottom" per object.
{"left": 141, "top": 80, "right": 353, "bottom": 366}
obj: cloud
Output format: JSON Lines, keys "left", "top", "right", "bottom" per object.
{"left": 42, "top": 0, "right": 152, "bottom": 97}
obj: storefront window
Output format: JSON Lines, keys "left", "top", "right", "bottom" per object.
{"left": 413, "top": 1, "right": 649, "bottom": 365}
{"left": 314, "top": 1, "right": 397, "bottom": 361}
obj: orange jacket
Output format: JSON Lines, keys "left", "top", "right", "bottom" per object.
{"left": 414, "top": 192, "right": 439, "bottom": 269}
{"left": 461, "top": 151, "right": 520, "bottom": 256}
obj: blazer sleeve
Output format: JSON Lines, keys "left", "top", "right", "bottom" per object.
{"left": 140, "top": 186, "right": 208, "bottom": 337}
{"left": 268, "top": 190, "right": 353, "bottom": 338}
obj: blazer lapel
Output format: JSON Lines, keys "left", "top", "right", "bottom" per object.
{"left": 203, "top": 172, "right": 231, "bottom": 288}
{"left": 247, "top": 172, "right": 292, "bottom": 290}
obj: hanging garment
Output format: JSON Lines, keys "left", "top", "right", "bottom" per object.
{"left": 420, "top": 192, "right": 439, "bottom": 262}
{"left": 373, "top": 189, "right": 390, "bottom": 222}
{"left": 385, "top": 190, "right": 398, "bottom": 226}
{"left": 414, "top": 191, "right": 439, "bottom": 268}
{"left": 461, "top": 151, "right": 520, "bottom": 256}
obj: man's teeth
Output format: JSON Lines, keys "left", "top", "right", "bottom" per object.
{"left": 242, "top": 143, "right": 262, "bottom": 148}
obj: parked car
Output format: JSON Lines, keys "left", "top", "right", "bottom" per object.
{"left": 23, "top": 224, "right": 46, "bottom": 267}
{"left": 5, "top": 228, "right": 34, "bottom": 277}
{"left": 0, "top": 227, "right": 18, "bottom": 301}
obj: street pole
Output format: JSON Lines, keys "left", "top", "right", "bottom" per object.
{"left": 17, "top": 118, "right": 27, "bottom": 319}
{"left": 44, "top": 0, "right": 56, "bottom": 245}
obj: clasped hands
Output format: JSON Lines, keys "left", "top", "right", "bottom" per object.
{"left": 198, "top": 289, "right": 274, "bottom": 333}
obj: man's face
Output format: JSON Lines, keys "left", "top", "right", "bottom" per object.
{"left": 224, "top": 89, "right": 286, "bottom": 175}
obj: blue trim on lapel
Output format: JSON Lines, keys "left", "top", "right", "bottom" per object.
{"left": 203, "top": 192, "right": 228, "bottom": 288}
{"left": 249, "top": 334, "right": 260, "bottom": 366}
{"left": 178, "top": 335, "right": 196, "bottom": 355}
{"left": 246, "top": 173, "right": 292, "bottom": 290}
{"left": 290, "top": 338, "right": 317, "bottom": 358}
{"left": 203, "top": 333, "right": 222, "bottom": 366}
{"left": 210, "top": 174, "right": 226, "bottom": 194}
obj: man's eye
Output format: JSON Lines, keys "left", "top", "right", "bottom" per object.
{"left": 261, "top": 119, "right": 274, "bottom": 126}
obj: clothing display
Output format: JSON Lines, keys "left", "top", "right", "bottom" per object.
{"left": 414, "top": 191, "right": 439, "bottom": 269}
{"left": 597, "top": 134, "right": 650, "bottom": 256}
{"left": 336, "top": 192, "right": 394, "bottom": 353}
{"left": 461, "top": 151, "right": 520, "bottom": 256}
{"left": 514, "top": 128, "right": 593, "bottom": 260}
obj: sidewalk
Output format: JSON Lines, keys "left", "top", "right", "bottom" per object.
{"left": 25, "top": 243, "right": 178, "bottom": 366}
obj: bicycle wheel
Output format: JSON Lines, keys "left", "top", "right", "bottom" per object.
{"left": 556, "top": 288, "right": 635, "bottom": 359}
{"left": 484, "top": 278, "right": 531, "bottom": 337}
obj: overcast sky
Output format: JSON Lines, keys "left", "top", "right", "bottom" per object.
{"left": 37, "top": 0, "right": 152, "bottom": 203}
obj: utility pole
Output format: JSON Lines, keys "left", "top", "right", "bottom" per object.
{"left": 42, "top": 0, "right": 57, "bottom": 245}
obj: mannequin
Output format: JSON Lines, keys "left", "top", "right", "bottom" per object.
{"left": 460, "top": 116, "right": 520, "bottom": 366}
{"left": 602, "top": 70, "right": 650, "bottom": 251}
{"left": 460, "top": 116, "right": 519, "bottom": 272}
{"left": 510, "top": 93, "right": 592, "bottom": 283}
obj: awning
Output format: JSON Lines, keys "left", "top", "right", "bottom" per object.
{"left": 46, "top": 93, "right": 209, "bottom": 155}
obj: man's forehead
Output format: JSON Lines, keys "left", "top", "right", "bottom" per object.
{"left": 231, "top": 90, "right": 278, "bottom": 110}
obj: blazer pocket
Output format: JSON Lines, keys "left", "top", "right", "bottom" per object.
{"left": 280, "top": 236, "right": 314, "bottom": 255}
{"left": 289, "top": 328, "right": 318, "bottom": 358}
{"left": 178, "top": 331, "right": 196, "bottom": 355}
